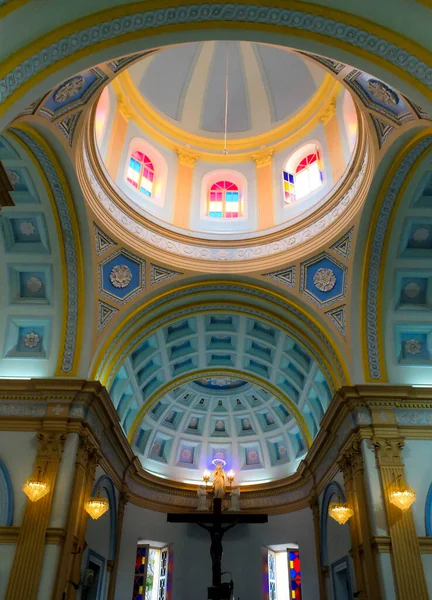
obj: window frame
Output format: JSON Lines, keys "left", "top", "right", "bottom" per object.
{"left": 207, "top": 180, "right": 242, "bottom": 219}
{"left": 283, "top": 143, "right": 324, "bottom": 205}
{"left": 126, "top": 150, "right": 155, "bottom": 198}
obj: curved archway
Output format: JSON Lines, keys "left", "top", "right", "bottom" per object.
{"left": 0, "top": 457, "right": 14, "bottom": 526}
{"left": 320, "top": 480, "right": 346, "bottom": 567}
{"left": 92, "top": 475, "right": 118, "bottom": 561}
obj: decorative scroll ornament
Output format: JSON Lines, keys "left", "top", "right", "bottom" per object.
{"left": 368, "top": 80, "right": 399, "bottom": 106}
{"left": 24, "top": 332, "right": 40, "bottom": 348}
{"left": 109, "top": 264, "right": 132, "bottom": 288}
{"left": 23, "top": 467, "right": 49, "bottom": 502}
{"left": 54, "top": 75, "right": 84, "bottom": 102}
{"left": 26, "top": 276, "right": 43, "bottom": 292}
{"left": 85, "top": 489, "right": 109, "bottom": 520}
{"left": 388, "top": 475, "right": 416, "bottom": 511}
{"left": 404, "top": 339, "right": 422, "bottom": 355}
{"left": 328, "top": 496, "right": 353, "bottom": 525}
{"left": 19, "top": 221, "right": 36, "bottom": 236}
{"left": 313, "top": 268, "right": 336, "bottom": 292}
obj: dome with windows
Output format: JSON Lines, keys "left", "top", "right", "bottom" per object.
{"left": 85, "top": 40, "right": 366, "bottom": 271}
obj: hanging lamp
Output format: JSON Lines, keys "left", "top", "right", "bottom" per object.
{"left": 328, "top": 495, "right": 354, "bottom": 525}
{"left": 388, "top": 474, "right": 416, "bottom": 511}
{"left": 23, "top": 466, "right": 49, "bottom": 502}
{"left": 84, "top": 489, "right": 109, "bottom": 520}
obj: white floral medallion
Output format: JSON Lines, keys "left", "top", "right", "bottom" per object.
{"left": 109, "top": 264, "right": 132, "bottom": 288}
{"left": 404, "top": 339, "right": 422, "bottom": 355}
{"left": 313, "top": 267, "right": 336, "bottom": 292}
{"left": 368, "top": 80, "right": 399, "bottom": 106}
{"left": 6, "top": 170, "right": 20, "bottom": 186}
{"left": 54, "top": 76, "right": 84, "bottom": 103}
{"left": 19, "top": 220, "right": 36, "bottom": 236}
{"left": 23, "top": 332, "right": 40, "bottom": 349}
{"left": 413, "top": 227, "right": 430, "bottom": 242}
{"left": 404, "top": 282, "right": 421, "bottom": 298}
{"left": 26, "top": 276, "right": 43, "bottom": 293}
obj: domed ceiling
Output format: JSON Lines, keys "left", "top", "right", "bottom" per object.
{"left": 109, "top": 312, "right": 333, "bottom": 484}
{"left": 126, "top": 41, "right": 328, "bottom": 139}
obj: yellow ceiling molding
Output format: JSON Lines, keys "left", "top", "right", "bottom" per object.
{"left": 114, "top": 70, "right": 341, "bottom": 160}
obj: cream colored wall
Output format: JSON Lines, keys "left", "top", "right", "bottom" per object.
{"left": 50, "top": 432, "right": 79, "bottom": 528}
{"left": 0, "top": 545, "right": 15, "bottom": 598}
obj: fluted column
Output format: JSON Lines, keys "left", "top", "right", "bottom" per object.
{"left": 253, "top": 151, "right": 274, "bottom": 230}
{"left": 107, "top": 486, "right": 130, "bottom": 600}
{"left": 51, "top": 433, "right": 99, "bottom": 600}
{"left": 310, "top": 495, "right": 327, "bottom": 600}
{"left": 372, "top": 438, "right": 428, "bottom": 599}
{"left": 341, "top": 442, "right": 381, "bottom": 600}
{"left": 172, "top": 151, "right": 198, "bottom": 229}
{"left": 321, "top": 100, "right": 345, "bottom": 185}
{"left": 105, "top": 98, "right": 130, "bottom": 181}
{"left": 338, "top": 453, "right": 366, "bottom": 598}
{"left": 5, "top": 430, "right": 67, "bottom": 600}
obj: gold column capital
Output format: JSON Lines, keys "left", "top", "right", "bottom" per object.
{"left": 36, "top": 430, "right": 67, "bottom": 459}
{"left": 117, "top": 98, "right": 133, "bottom": 121}
{"left": 372, "top": 437, "right": 404, "bottom": 468}
{"left": 320, "top": 99, "right": 337, "bottom": 124}
{"left": 177, "top": 149, "right": 199, "bottom": 166}
{"left": 252, "top": 149, "right": 274, "bottom": 167}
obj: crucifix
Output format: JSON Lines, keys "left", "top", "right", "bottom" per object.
{"left": 167, "top": 466, "right": 267, "bottom": 600}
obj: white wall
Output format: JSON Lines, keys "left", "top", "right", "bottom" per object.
{"left": 0, "top": 545, "right": 15, "bottom": 598}
{"left": 403, "top": 439, "right": 432, "bottom": 537}
{"left": 115, "top": 503, "right": 319, "bottom": 600}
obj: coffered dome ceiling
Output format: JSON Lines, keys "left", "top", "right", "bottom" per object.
{"left": 126, "top": 41, "right": 328, "bottom": 139}
{"left": 109, "top": 312, "right": 332, "bottom": 484}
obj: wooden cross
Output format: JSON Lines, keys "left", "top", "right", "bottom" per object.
{"left": 167, "top": 498, "right": 267, "bottom": 599}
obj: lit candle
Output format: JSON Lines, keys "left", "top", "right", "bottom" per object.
{"left": 227, "top": 470, "right": 235, "bottom": 486}
{"left": 203, "top": 470, "right": 211, "bottom": 485}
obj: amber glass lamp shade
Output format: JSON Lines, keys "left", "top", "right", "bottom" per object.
{"left": 389, "top": 476, "right": 416, "bottom": 511}
{"left": 85, "top": 489, "right": 109, "bottom": 520}
{"left": 23, "top": 467, "right": 49, "bottom": 502}
{"left": 328, "top": 496, "right": 354, "bottom": 525}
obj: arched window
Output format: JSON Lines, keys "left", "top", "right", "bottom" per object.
{"left": 283, "top": 147, "right": 323, "bottom": 204}
{"left": 126, "top": 151, "right": 154, "bottom": 197}
{"left": 208, "top": 180, "right": 241, "bottom": 218}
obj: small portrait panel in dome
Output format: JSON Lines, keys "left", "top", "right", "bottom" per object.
{"left": 245, "top": 447, "right": 261, "bottom": 466}
{"left": 194, "top": 377, "right": 247, "bottom": 390}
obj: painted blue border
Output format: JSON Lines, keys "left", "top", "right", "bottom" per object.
{"left": 92, "top": 475, "right": 118, "bottom": 561}
{"left": 330, "top": 555, "right": 353, "bottom": 599}
{"left": 425, "top": 482, "right": 432, "bottom": 536}
{"left": 0, "top": 457, "right": 14, "bottom": 526}
{"left": 86, "top": 548, "right": 106, "bottom": 600}
{"left": 320, "top": 480, "right": 346, "bottom": 567}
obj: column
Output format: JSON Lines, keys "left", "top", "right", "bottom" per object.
{"left": 105, "top": 98, "right": 131, "bottom": 182}
{"left": 341, "top": 442, "right": 382, "bottom": 599}
{"left": 172, "top": 150, "right": 198, "bottom": 229}
{"left": 321, "top": 100, "right": 345, "bottom": 185}
{"left": 5, "top": 430, "right": 67, "bottom": 600}
{"left": 338, "top": 452, "right": 366, "bottom": 598}
{"left": 51, "top": 433, "right": 99, "bottom": 600}
{"left": 253, "top": 151, "right": 274, "bottom": 231}
{"left": 310, "top": 495, "right": 327, "bottom": 600}
{"left": 107, "top": 486, "right": 130, "bottom": 600}
{"left": 372, "top": 438, "right": 428, "bottom": 599}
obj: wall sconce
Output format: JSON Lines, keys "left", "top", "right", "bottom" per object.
{"left": 328, "top": 496, "right": 354, "bottom": 525}
{"left": 388, "top": 474, "right": 416, "bottom": 511}
{"left": 84, "top": 489, "right": 109, "bottom": 520}
{"left": 23, "top": 466, "right": 49, "bottom": 502}
{"left": 227, "top": 470, "right": 235, "bottom": 487}
{"left": 203, "top": 470, "right": 211, "bottom": 486}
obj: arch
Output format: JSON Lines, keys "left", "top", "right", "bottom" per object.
{"left": 425, "top": 482, "right": 432, "bottom": 536}
{"left": 361, "top": 131, "right": 432, "bottom": 382}
{"left": 0, "top": 457, "right": 14, "bottom": 526}
{"left": 283, "top": 142, "right": 324, "bottom": 204}
{"left": 0, "top": 2, "right": 430, "bottom": 130}
{"left": 92, "top": 475, "right": 117, "bottom": 561}
{"left": 122, "top": 137, "right": 168, "bottom": 209}
{"left": 320, "top": 480, "right": 346, "bottom": 567}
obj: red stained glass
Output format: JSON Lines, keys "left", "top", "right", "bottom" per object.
{"left": 208, "top": 180, "right": 240, "bottom": 218}
{"left": 289, "top": 550, "right": 302, "bottom": 600}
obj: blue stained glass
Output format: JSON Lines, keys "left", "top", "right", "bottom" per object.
{"left": 320, "top": 172, "right": 324, "bottom": 181}
{"left": 140, "top": 188, "right": 151, "bottom": 196}
{"left": 130, "top": 158, "right": 140, "bottom": 172}
{"left": 283, "top": 170, "right": 289, "bottom": 182}
{"left": 209, "top": 211, "right": 223, "bottom": 217}
{"left": 288, "top": 173, "right": 294, "bottom": 184}
{"left": 226, "top": 192, "right": 239, "bottom": 203}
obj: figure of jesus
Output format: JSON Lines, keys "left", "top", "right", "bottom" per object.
{"left": 213, "top": 463, "right": 226, "bottom": 499}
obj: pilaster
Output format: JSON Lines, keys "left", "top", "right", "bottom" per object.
{"left": 5, "top": 430, "right": 67, "bottom": 600}
{"left": 105, "top": 98, "right": 130, "bottom": 182}
{"left": 51, "top": 432, "right": 99, "bottom": 600}
{"left": 310, "top": 495, "right": 327, "bottom": 600}
{"left": 253, "top": 151, "right": 274, "bottom": 230}
{"left": 372, "top": 437, "right": 428, "bottom": 599}
{"left": 172, "top": 150, "right": 198, "bottom": 229}
{"left": 107, "top": 486, "right": 130, "bottom": 600}
{"left": 322, "top": 100, "right": 345, "bottom": 185}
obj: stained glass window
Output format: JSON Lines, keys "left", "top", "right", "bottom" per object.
{"left": 289, "top": 550, "right": 302, "bottom": 600}
{"left": 133, "top": 545, "right": 148, "bottom": 600}
{"left": 268, "top": 550, "right": 277, "bottom": 600}
{"left": 283, "top": 148, "right": 323, "bottom": 204}
{"left": 127, "top": 151, "right": 154, "bottom": 197}
{"left": 208, "top": 181, "right": 241, "bottom": 218}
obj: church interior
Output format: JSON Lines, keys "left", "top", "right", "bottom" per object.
{"left": 0, "top": 1, "right": 431, "bottom": 599}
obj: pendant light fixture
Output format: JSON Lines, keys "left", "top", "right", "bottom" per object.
{"left": 328, "top": 495, "right": 354, "bottom": 525}
{"left": 388, "top": 474, "right": 416, "bottom": 511}
{"left": 84, "top": 489, "right": 109, "bottom": 520}
{"left": 23, "top": 466, "right": 49, "bottom": 502}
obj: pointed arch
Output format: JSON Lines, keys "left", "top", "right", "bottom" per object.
{"left": 0, "top": 457, "right": 14, "bottom": 526}
{"left": 92, "top": 475, "right": 118, "bottom": 561}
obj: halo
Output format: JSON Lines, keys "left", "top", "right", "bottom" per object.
{"left": 211, "top": 458, "right": 227, "bottom": 467}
